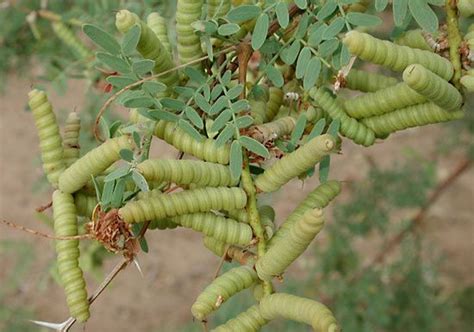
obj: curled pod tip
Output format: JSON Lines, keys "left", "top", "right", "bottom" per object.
{"left": 52, "top": 21, "right": 92, "bottom": 59}
{"left": 63, "top": 112, "right": 81, "bottom": 167}
{"left": 203, "top": 236, "right": 228, "bottom": 257}
{"left": 403, "top": 64, "right": 463, "bottom": 112}
{"left": 344, "top": 69, "right": 399, "bottom": 93}
{"left": 394, "top": 29, "right": 432, "bottom": 52}
{"left": 191, "top": 265, "right": 258, "bottom": 321}
{"left": 211, "top": 304, "right": 267, "bottom": 332}
{"left": 460, "top": 73, "right": 474, "bottom": 92}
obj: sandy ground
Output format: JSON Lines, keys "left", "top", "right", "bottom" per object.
{"left": 0, "top": 74, "right": 473, "bottom": 331}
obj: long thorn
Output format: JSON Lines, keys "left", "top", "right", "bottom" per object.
{"left": 1, "top": 220, "right": 91, "bottom": 240}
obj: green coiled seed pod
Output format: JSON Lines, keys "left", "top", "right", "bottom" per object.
{"left": 28, "top": 89, "right": 66, "bottom": 188}
{"left": 74, "top": 192, "right": 97, "bottom": 218}
{"left": 172, "top": 213, "right": 253, "bottom": 245}
{"left": 403, "top": 64, "right": 463, "bottom": 112}
{"left": 306, "top": 105, "right": 330, "bottom": 123}
{"left": 309, "top": 88, "right": 375, "bottom": 146}
{"left": 203, "top": 236, "right": 228, "bottom": 256}
{"left": 362, "top": 102, "right": 464, "bottom": 137}
{"left": 59, "top": 136, "right": 133, "bottom": 194}
{"left": 458, "top": 0, "right": 474, "bottom": 17}
{"left": 343, "top": 31, "right": 454, "bottom": 80}
{"left": 265, "top": 87, "right": 284, "bottom": 121}
{"left": 394, "top": 29, "right": 432, "bottom": 51}
{"left": 251, "top": 116, "right": 296, "bottom": 143}
{"left": 345, "top": 69, "right": 399, "bottom": 93}
{"left": 343, "top": 83, "right": 426, "bottom": 119}
{"left": 256, "top": 208, "right": 324, "bottom": 281}
{"left": 146, "top": 13, "right": 172, "bottom": 55}
{"left": 191, "top": 265, "right": 258, "bottom": 320}
{"left": 136, "top": 159, "right": 237, "bottom": 187}
{"left": 52, "top": 190, "right": 90, "bottom": 322}
{"left": 211, "top": 304, "right": 267, "bottom": 332}
{"left": 259, "top": 205, "right": 276, "bottom": 240}
{"left": 176, "top": 0, "right": 205, "bottom": 67}
{"left": 460, "top": 70, "right": 474, "bottom": 92}
{"left": 269, "top": 180, "right": 341, "bottom": 248}
{"left": 254, "top": 134, "right": 336, "bottom": 193}
{"left": 115, "top": 10, "right": 178, "bottom": 89}
{"left": 63, "top": 112, "right": 81, "bottom": 167}
{"left": 207, "top": 0, "right": 231, "bottom": 18}
{"left": 51, "top": 21, "right": 92, "bottom": 59}
{"left": 153, "top": 120, "right": 230, "bottom": 164}
{"left": 250, "top": 92, "right": 269, "bottom": 125}
{"left": 119, "top": 187, "right": 247, "bottom": 223}
{"left": 259, "top": 293, "right": 340, "bottom": 332}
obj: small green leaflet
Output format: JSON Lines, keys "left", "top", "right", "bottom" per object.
{"left": 104, "top": 166, "right": 131, "bottom": 182}
{"left": 296, "top": 47, "right": 311, "bottom": 79}
{"left": 107, "top": 76, "right": 135, "bottom": 89}
{"left": 119, "top": 148, "right": 134, "bottom": 162}
{"left": 375, "top": 0, "right": 389, "bottom": 11}
{"left": 215, "top": 124, "right": 235, "bottom": 147}
{"left": 211, "top": 109, "right": 233, "bottom": 132}
{"left": 132, "top": 170, "right": 149, "bottom": 192}
{"left": 316, "top": 0, "right": 337, "bottom": 20}
{"left": 290, "top": 114, "right": 307, "bottom": 145}
{"left": 265, "top": 66, "right": 284, "bottom": 87}
{"left": 408, "top": 0, "right": 438, "bottom": 33}
{"left": 322, "top": 17, "right": 345, "bottom": 39}
{"left": 132, "top": 59, "right": 155, "bottom": 76}
{"left": 294, "top": 0, "right": 307, "bottom": 9}
{"left": 230, "top": 140, "right": 243, "bottom": 181}
{"left": 280, "top": 40, "right": 300, "bottom": 65}
{"left": 194, "top": 93, "right": 211, "bottom": 113}
{"left": 319, "top": 155, "right": 331, "bottom": 183}
{"left": 111, "top": 178, "right": 126, "bottom": 208}
{"left": 83, "top": 24, "right": 121, "bottom": 55}
{"left": 235, "top": 115, "right": 253, "bottom": 128}
{"left": 252, "top": 14, "right": 269, "bottom": 50}
{"left": 227, "top": 5, "right": 262, "bottom": 23}
{"left": 307, "top": 118, "right": 326, "bottom": 142}
{"left": 184, "top": 106, "right": 204, "bottom": 129}
{"left": 131, "top": 223, "right": 149, "bottom": 253}
{"left": 121, "top": 24, "right": 140, "bottom": 55}
{"left": 227, "top": 85, "right": 243, "bottom": 100}
{"left": 142, "top": 81, "right": 167, "bottom": 95}
{"left": 96, "top": 52, "right": 130, "bottom": 73}
{"left": 184, "top": 67, "right": 207, "bottom": 84}
{"left": 239, "top": 136, "right": 269, "bottom": 158}
{"left": 319, "top": 38, "right": 340, "bottom": 57}
{"left": 91, "top": 175, "right": 102, "bottom": 203}
{"left": 393, "top": 0, "right": 408, "bottom": 26}
{"left": 218, "top": 23, "right": 240, "bottom": 36}
{"left": 123, "top": 96, "right": 154, "bottom": 108}
{"left": 276, "top": 2, "right": 289, "bottom": 28}
{"left": 328, "top": 118, "right": 341, "bottom": 137}
{"left": 179, "top": 119, "right": 204, "bottom": 141}
{"left": 345, "top": 13, "right": 383, "bottom": 27}
{"left": 303, "top": 57, "right": 321, "bottom": 90}
{"left": 161, "top": 98, "right": 185, "bottom": 111}
{"left": 148, "top": 110, "right": 180, "bottom": 122}
{"left": 101, "top": 180, "right": 115, "bottom": 208}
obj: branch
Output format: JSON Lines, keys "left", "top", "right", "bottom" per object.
{"left": 355, "top": 158, "right": 471, "bottom": 279}
{"left": 267, "top": 4, "right": 304, "bottom": 37}
{"left": 445, "top": 0, "right": 463, "bottom": 89}
{"left": 93, "top": 46, "right": 236, "bottom": 141}
{"left": 1, "top": 219, "right": 91, "bottom": 241}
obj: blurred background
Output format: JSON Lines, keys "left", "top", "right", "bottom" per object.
{"left": 0, "top": 1, "right": 473, "bottom": 331}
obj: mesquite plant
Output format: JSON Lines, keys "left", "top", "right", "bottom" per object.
{"left": 13, "top": 0, "right": 474, "bottom": 330}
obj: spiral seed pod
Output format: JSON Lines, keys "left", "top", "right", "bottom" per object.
{"left": 74, "top": 192, "right": 97, "bottom": 218}
{"left": 254, "top": 134, "right": 336, "bottom": 193}
{"left": 146, "top": 13, "right": 172, "bottom": 54}
{"left": 211, "top": 304, "right": 267, "bottom": 332}
{"left": 52, "top": 190, "right": 90, "bottom": 322}
{"left": 119, "top": 187, "right": 247, "bottom": 223}
{"left": 259, "top": 293, "right": 340, "bottom": 332}
{"left": 52, "top": 21, "right": 92, "bottom": 59}
{"left": 362, "top": 102, "right": 464, "bottom": 137}
{"left": 191, "top": 266, "right": 258, "bottom": 320}
{"left": 207, "top": 0, "right": 231, "bottom": 18}
{"left": 309, "top": 88, "right": 375, "bottom": 146}
{"left": 63, "top": 112, "right": 81, "bottom": 167}
{"left": 306, "top": 105, "right": 330, "bottom": 123}
{"left": 403, "top": 64, "right": 463, "bottom": 112}
{"left": 394, "top": 29, "right": 432, "bottom": 52}
{"left": 203, "top": 236, "right": 228, "bottom": 256}
{"left": 154, "top": 120, "right": 230, "bottom": 164}
{"left": 28, "top": 89, "right": 66, "bottom": 187}
{"left": 137, "top": 159, "right": 237, "bottom": 187}
{"left": 59, "top": 136, "right": 133, "bottom": 194}
{"left": 250, "top": 116, "right": 296, "bottom": 143}
{"left": 458, "top": 0, "right": 474, "bottom": 17}
{"left": 460, "top": 70, "right": 474, "bottom": 92}
{"left": 343, "top": 83, "right": 426, "bottom": 119}
{"left": 115, "top": 10, "right": 178, "bottom": 89}
{"left": 265, "top": 87, "right": 284, "bottom": 121}
{"left": 172, "top": 213, "right": 253, "bottom": 245}
{"left": 343, "top": 31, "right": 454, "bottom": 80}
{"left": 227, "top": 209, "right": 249, "bottom": 223}
{"left": 345, "top": 69, "right": 398, "bottom": 93}
{"left": 269, "top": 180, "right": 341, "bottom": 247}
{"left": 256, "top": 208, "right": 324, "bottom": 281}
{"left": 176, "top": 0, "right": 205, "bottom": 68}
{"left": 259, "top": 205, "right": 276, "bottom": 240}
{"left": 250, "top": 93, "right": 269, "bottom": 125}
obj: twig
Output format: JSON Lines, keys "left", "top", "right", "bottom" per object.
{"left": 445, "top": 0, "right": 463, "bottom": 89}
{"left": 93, "top": 46, "right": 236, "bottom": 142}
{"left": 267, "top": 4, "right": 304, "bottom": 37}
{"left": 355, "top": 158, "right": 471, "bottom": 279}
{"left": 213, "top": 244, "right": 230, "bottom": 279}
{"left": 236, "top": 42, "right": 253, "bottom": 99}
{"left": 1, "top": 220, "right": 91, "bottom": 240}
{"left": 36, "top": 200, "right": 53, "bottom": 212}
{"left": 60, "top": 259, "right": 130, "bottom": 331}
